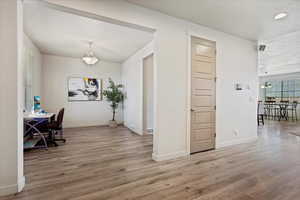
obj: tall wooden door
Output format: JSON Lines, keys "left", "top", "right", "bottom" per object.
{"left": 190, "top": 36, "right": 216, "bottom": 153}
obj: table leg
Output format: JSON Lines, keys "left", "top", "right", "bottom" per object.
{"left": 24, "top": 121, "right": 48, "bottom": 149}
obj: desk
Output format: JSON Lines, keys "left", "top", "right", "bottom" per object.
{"left": 24, "top": 112, "right": 55, "bottom": 120}
{"left": 24, "top": 112, "right": 55, "bottom": 150}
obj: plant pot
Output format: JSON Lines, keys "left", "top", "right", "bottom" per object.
{"left": 109, "top": 120, "right": 118, "bottom": 128}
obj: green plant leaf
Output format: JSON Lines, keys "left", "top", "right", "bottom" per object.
{"left": 103, "top": 78, "right": 124, "bottom": 121}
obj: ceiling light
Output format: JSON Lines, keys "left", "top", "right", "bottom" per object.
{"left": 274, "top": 12, "right": 288, "bottom": 20}
{"left": 261, "top": 82, "right": 272, "bottom": 89}
{"left": 82, "top": 41, "right": 99, "bottom": 65}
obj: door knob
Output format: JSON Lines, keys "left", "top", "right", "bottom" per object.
{"left": 191, "top": 109, "right": 195, "bottom": 112}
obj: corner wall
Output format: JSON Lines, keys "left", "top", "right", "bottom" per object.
{"left": 0, "top": 0, "right": 24, "bottom": 196}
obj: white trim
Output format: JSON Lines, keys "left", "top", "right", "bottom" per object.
{"left": 152, "top": 34, "right": 159, "bottom": 158}
{"left": 216, "top": 136, "right": 258, "bottom": 149}
{"left": 124, "top": 124, "right": 143, "bottom": 136}
{"left": 17, "top": 0, "right": 25, "bottom": 196}
{"left": 152, "top": 150, "right": 188, "bottom": 162}
{"left": 24, "top": 0, "right": 156, "bottom": 34}
{"left": 186, "top": 33, "right": 192, "bottom": 155}
{"left": 18, "top": 176, "right": 25, "bottom": 192}
{"left": 142, "top": 51, "right": 158, "bottom": 161}
{"left": 0, "top": 175, "right": 24, "bottom": 196}
{"left": 0, "top": 184, "right": 18, "bottom": 197}
{"left": 141, "top": 53, "right": 154, "bottom": 136}
{"left": 186, "top": 31, "right": 217, "bottom": 155}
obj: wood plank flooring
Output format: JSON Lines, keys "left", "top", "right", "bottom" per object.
{"left": 2, "top": 121, "right": 300, "bottom": 200}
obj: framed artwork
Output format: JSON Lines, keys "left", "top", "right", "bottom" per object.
{"left": 68, "top": 77, "right": 103, "bottom": 102}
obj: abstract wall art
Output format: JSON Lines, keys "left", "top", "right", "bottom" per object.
{"left": 68, "top": 77, "right": 102, "bottom": 101}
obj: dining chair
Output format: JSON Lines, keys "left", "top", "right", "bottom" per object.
{"left": 257, "top": 102, "right": 265, "bottom": 125}
{"left": 287, "top": 101, "right": 298, "bottom": 121}
{"left": 265, "top": 101, "right": 276, "bottom": 120}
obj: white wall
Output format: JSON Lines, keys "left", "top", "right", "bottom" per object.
{"left": 42, "top": 55, "right": 123, "bottom": 128}
{"left": 188, "top": 22, "right": 258, "bottom": 150}
{"left": 258, "top": 31, "right": 300, "bottom": 76}
{"left": 43, "top": 0, "right": 257, "bottom": 161}
{"left": 55, "top": 0, "right": 261, "bottom": 160}
{"left": 23, "top": 34, "right": 42, "bottom": 111}
{"left": 0, "top": 0, "right": 24, "bottom": 196}
{"left": 122, "top": 41, "right": 154, "bottom": 135}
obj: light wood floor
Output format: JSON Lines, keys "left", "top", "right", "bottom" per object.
{"left": 2, "top": 121, "right": 300, "bottom": 200}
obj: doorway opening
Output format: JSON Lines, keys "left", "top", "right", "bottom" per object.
{"left": 20, "top": 0, "right": 156, "bottom": 194}
{"left": 143, "top": 54, "right": 154, "bottom": 135}
{"left": 258, "top": 75, "right": 300, "bottom": 138}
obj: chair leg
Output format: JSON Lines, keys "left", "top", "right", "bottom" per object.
{"left": 55, "top": 138, "right": 66, "bottom": 143}
{"left": 48, "top": 130, "right": 59, "bottom": 147}
{"left": 54, "top": 130, "right": 66, "bottom": 143}
{"left": 257, "top": 115, "right": 264, "bottom": 126}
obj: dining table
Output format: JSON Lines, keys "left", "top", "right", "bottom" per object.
{"left": 263, "top": 102, "right": 290, "bottom": 121}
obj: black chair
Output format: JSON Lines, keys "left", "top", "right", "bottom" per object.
{"left": 35, "top": 114, "right": 56, "bottom": 134}
{"left": 48, "top": 108, "right": 66, "bottom": 146}
{"left": 287, "top": 101, "right": 298, "bottom": 121}
{"left": 257, "top": 102, "right": 265, "bottom": 126}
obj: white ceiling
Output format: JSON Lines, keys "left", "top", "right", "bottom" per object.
{"left": 24, "top": 3, "right": 154, "bottom": 62}
{"left": 127, "top": 0, "right": 300, "bottom": 41}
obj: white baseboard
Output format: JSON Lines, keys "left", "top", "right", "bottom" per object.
{"left": 64, "top": 122, "right": 123, "bottom": 129}
{"left": 0, "top": 176, "right": 25, "bottom": 197}
{"left": 0, "top": 183, "right": 17, "bottom": 197}
{"left": 216, "top": 136, "right": 258, "bottom": 149}
{"left": 123, "top": 124, "right": 143, "bottom": 136}
{"left": 18, "top": 176, "right": 25, "bottom": 192}
{"left": 152, "top": 150, "right": 188, "bottom": 161}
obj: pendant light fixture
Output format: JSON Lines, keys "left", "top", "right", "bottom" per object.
{"left": 261, "top": 82, "right": 272, "bottom": 89}
{"left": 82, "top": 41, "right": 99, "bottom": 65}
{"left": 274, "top": 12, "right": 288, "bottom": 20}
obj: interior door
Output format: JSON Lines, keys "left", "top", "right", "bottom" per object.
{"left": 190, "top": 36, "right": 216, "bottom": 153}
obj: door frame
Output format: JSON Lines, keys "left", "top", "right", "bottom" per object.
{"left": 142, "top": 53, "right": 154, "bottom": 135}
{"left": 186, "top": 32, "right": 217, "bottom": 155}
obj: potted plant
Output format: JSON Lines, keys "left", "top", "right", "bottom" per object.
{"left": 103, "top": 78, "right": 124, "bottom": 128}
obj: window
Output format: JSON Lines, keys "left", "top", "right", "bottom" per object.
{"left": 264, "top": 79, "right": 300, "bottom": 100}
